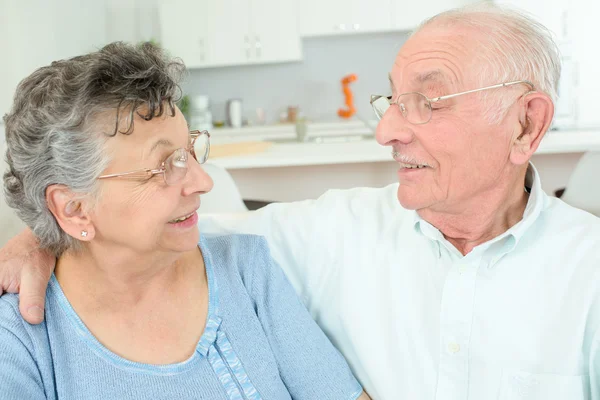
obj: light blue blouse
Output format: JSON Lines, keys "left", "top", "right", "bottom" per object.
{"left": 0, "top": 234, "right": 363, "bottom": 399}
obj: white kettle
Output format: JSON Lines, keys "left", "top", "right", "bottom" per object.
{"left": 226, "top": 98, "right": 243, "bottom": 128}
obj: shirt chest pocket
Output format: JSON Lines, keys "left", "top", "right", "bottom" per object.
{"left": 498, "top": 369, "right": 590, "bottom": 400}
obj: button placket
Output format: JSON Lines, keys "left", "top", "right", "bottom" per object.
{"left": 435, "top": 257, "right": 481, "bottom": 400}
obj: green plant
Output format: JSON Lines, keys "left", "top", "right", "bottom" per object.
{"left": 178, "top": 95, "right": 190, "bottom": 121}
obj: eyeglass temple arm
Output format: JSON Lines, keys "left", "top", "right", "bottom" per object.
{"left": 98, "top": 168, "right": 162, "bottom": 180}
{"left": 430, "top": 80, "right": 535, "bottom": 102}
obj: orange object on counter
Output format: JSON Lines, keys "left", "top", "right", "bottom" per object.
{"left": 337, "top": 74, "right": 357, "bottom": 119}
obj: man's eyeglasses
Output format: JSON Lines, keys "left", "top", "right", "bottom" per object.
{"left": 98, "top": 130, "right": 210, "bottom": 185}
{"left": 370, "top": 80, "right": 535, "bottom": 125}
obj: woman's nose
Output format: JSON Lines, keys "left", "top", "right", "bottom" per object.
{"left": 182, "top": 160, "right": 214, "bottom": 196}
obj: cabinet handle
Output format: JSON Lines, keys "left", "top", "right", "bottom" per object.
{"left": 245, "top": 35, "right": 251, "bottom": 59}
{"left": 199, "top": 38, "right": 205, "bottom": 63}
{"left": 255, "top": 35, "right": 261, "bottom": 58}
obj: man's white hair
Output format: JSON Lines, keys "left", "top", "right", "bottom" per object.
{"left": 414, "top": 2, "right": 561, "bottom": 124}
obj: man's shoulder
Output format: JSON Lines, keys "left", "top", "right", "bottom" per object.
{"left": 537, "top": 197, "right": 600, "bottom": 257}
{"left": 316, "top": 183, "right": 410, "bottom": 223}
{"left": 543, "top": 197, "right": 600, "bottom": 235}
{"left": 318, "top": 183, "right": 400, "bottom": 207}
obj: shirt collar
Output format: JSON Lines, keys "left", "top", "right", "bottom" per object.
{"left": 412, "top": 163, "right": 547, "bottom": 255}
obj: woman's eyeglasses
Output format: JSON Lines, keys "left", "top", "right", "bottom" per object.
{"left": 98, "top": 130, "right": 210, "bottom": 185}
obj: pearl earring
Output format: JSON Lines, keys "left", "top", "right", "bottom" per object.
{"left": 81, "top": 230, "right": 88, "bottom": 237}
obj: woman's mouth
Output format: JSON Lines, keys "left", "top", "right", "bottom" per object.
{"left": 169, "top": 212, "right": 195, "bottom": 224}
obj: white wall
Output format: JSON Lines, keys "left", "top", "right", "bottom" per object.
{"left": 183, "top": 32, "right": 405, "bottom": 125}
{"left": 0, "top": 0, "right": 107, "bottom": 118}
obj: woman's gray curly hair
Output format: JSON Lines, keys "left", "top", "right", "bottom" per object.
{"left": 3, "top": 41, "right": 186, "bottom": 257}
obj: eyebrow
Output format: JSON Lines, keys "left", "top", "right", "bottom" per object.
{"left": 416, "top": 70, "right": 447, "bottom": 84}
{"left": 149, "top": 138, "right": 174, "bottom": 154}
{"left": 389, "top": 70, "right": 448, "bottom": 93}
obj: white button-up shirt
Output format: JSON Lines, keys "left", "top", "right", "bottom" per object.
{"left": 199, "top": 165, "right": 600, "bottom": 400}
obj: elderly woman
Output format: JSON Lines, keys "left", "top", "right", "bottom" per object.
{"left": 0, "top": 42, "right": 369, "bottom": 400}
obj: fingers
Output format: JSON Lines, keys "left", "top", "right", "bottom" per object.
{"left": 18, "top": 254, "right": 55, "bottom": 325}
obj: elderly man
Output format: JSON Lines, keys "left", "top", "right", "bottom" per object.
{"left": 1, "top": 4, "right": 599, "bottom": 399}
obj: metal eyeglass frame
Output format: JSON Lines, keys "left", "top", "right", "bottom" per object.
{"left": 97, "top": 130, "right": 210, "bottom": 184}
{"left": 370, "top": 80, "right": 535, "bottom": 124}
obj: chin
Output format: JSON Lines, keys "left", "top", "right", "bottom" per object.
{"left": 397, "top": 186, "right": 428, "bottom": 210}
{"left": 166, "top": 228, "right": 201, "bottom": 252}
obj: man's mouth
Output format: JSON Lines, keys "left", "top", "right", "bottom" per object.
{"left": 392, "top": 151, "right": 430, "bottom": 169}
{"left": 169, "top": 212, "right": 195, "bottom": 224}
{"left": 398, "top": 162, "right": 429, "bottom": 169}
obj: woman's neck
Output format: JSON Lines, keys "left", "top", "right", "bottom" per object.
{"left": 55, "top": 246, "right": 202, "bottom": 310}
{"left": 54, "top": 245, "right": 209, "bottom": 365}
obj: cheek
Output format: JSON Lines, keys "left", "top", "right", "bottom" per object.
{"left": 96, "top": 183, "right": 171, "bottom": 228}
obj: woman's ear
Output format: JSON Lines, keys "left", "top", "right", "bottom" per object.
{"left": 46, "top": 185, "right": 95, "bottom": 241}
{"left": 510, "top": 92, "right": 554, "bottom": 166}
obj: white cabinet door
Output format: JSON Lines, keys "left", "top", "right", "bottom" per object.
{"left": 391, "top": 0, "right": 471, "bottom": 31}
{"left": 299, "top": 0, "right": 352, "bottom": 37}
{"left": 159, "top": 0, "right": 210, "bottom": 68}
{"left": 160, "top": 0, "right": 301, "bottom": 68}
{"left": 203, "top": 0, "right": 251, "bottom": 67}
{"left": 349, "top": 0, "right": 392, "bottom": 33}
{"left": 299, "top": 0, "right": 393, "bottom": 37}
{"left": 250, "top": 0, "right": 302, "bottom": 63}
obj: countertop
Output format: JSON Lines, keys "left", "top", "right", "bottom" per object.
{"left": 210, "top": 129, "right": 600, "bottom": 170}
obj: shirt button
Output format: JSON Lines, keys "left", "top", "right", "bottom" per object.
{"left": 447, "top": 342, "right": 461, "bottom": 354}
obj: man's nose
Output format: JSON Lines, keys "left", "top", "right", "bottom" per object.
{"left": 375, "top": 104, "right": 416, "bottom": 146}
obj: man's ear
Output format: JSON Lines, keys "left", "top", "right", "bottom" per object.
{"left": 510, "top": 92, "right": 554, "bottom": 166}
{"left": 46, "top": 185, "right": 95, "bottom": 241}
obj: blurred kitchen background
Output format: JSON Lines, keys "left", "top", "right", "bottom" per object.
{"left": 1, "top": 0, "right": 599, "bottom": 216}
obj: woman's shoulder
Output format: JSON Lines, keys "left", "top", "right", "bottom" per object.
{"left": 201, "top": 233, "right": 274, "bottom": 293}
{"left": 0, "top": 294, "right": 45, "bottom": 361}
{"left": 0, "top": 294, "right": 27, "bottom": 329}
{"left": 202, "top": 233, "right": 271, "bottom": 268}
{"left": 0, "top": 294, "right": 45, "bottom": 341}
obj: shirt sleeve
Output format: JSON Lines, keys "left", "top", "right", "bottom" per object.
{"left": 197, "top": 189, "right": 355, "bottom": 305}
{"left": 591, "top": 330, "right": 600, "bottom": 400}
{"left": 0, "top": 298, "right": 46, "bottom": 400}
{"left": 245, "top": 236, "right": 363, "bottom": 400}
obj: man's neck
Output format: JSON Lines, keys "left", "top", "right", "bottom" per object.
{"left": 418, "top": 168, "right": 530, "bottom": 256}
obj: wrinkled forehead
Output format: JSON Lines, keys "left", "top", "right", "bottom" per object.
{"left": 390, "top": 25, "right": 483, "bottom": 92}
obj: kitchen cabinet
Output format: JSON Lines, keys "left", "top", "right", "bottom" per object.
{"left": 249, "top": 0, "right": 302, "bottom": 64}
{"left": 299, "top": 0, "right": 478, "bottom": 37}
{"left": 299, "top": 0, "right": 393, "bottom": 37}
{"left": 159, "top": 0, "right": 302, "bottom": 69}
{"left": 159, "top": 0, "right": 211, "bottom": 67}
{"left": 391, "top": 0, "right": 473, "bottom": 31}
